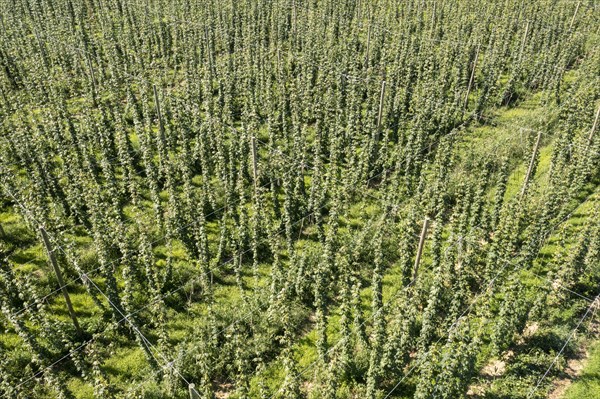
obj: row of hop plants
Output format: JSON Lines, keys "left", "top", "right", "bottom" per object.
{"left": 0, "top": 0, "right": 598, "bottom": 397}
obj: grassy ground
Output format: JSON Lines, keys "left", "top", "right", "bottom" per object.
{"left": 563, "top": 340, "right": 600, "bottom": 399}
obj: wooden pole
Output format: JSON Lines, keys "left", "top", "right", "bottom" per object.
{"left": 33, "top": 29, "right": 46, "bottom": 65}
{"left": 455, "top": 237, "right": 463, "bottom": 271}
{"left": 365, "top": 20, "right": 372, "bottom": 69}
{"left": 412, "top": 218, "right": 430, "bottom": 281}
{"left": 276, "top": 47, "right": 282, "bottom": 81}
{"left": 204, "top": 26, "right": 215, "bottom": 79}
{"left": 519, "top": 20, "right": 529, "bottom": 63}
{"left": 569, "top": 1, "right": 581, "bottom": 32}
{"left": 152, "top": 84, "right": 164, "bottom": 136}
{"left": 376, "top": 80, "right": 386, "bottom": 142}
{"left": 0, "top": 16, "right": 5, "bottom": 36}
{"left": 189, "top": 383, "right": 200, "bottom": 399}
{"left": 520, "top": 129, "right": 543, "bottom": 198}
{"left": 464, "top": 44, "right": 480, "bottom": 111}
{"left": 251, "top": 135, "right": 258, "bottom": 189}
{"left": 587, "top": 104, "right": 600, "bottom": 147}
{"left": 40, "top": 227, "right": 82, "bottom": 335}
{"left": 85, "top": 51, "right": 97, "bottom": 106}
{"left": 292, "top": 0, "right": 297, "bottom": 38}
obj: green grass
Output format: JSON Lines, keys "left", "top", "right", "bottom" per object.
{"left": 103, "top": 347, "right": 149, "bottom": 384}
{"left": 563, "top": 340, "right": 600, "bottom": 399}
{"left": 67, "top": 379, "right": 94, "bottom": 399}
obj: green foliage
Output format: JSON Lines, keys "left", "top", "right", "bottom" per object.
{"left": 0, "top": 0, "right": 599, "bottom": 398}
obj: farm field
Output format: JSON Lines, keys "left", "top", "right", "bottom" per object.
{"left": 0, "top": 0, "right": 599, "bottom": 398}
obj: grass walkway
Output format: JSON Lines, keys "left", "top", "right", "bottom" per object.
{"left": 563, "top": 339, "right": 600, "bottom": 399}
